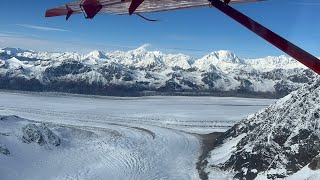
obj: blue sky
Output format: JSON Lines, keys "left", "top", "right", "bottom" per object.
{"left": 0, "top": 0, "right": 319, "bottom": 58}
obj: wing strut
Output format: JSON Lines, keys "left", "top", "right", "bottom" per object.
{"left": 80, "top": 0, "right": 103, "bottom": 19}
{"left": 129, "top": 0, "right": 145, "bottom": 15}
{"left": 209, "top": 0, "right": 320, "bottom": 75}
{"left": 66, "top": 5, "right": 74, "bottom": 21}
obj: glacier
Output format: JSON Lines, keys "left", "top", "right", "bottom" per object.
{"left": 0, "top": 92, "right": 274, "bottom": 180}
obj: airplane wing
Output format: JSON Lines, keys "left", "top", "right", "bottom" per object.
{"left": 45, "top": 0, "right": 265, "bottom": 20}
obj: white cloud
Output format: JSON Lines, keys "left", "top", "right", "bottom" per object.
{"left": 0, "top": 33, "right": 14, "bottom": 37}
{"left": 16, "top": 24, "right": 70, "bottom": 32}
{"left": 137, "top": 43, "right": 151, "bottom": 50}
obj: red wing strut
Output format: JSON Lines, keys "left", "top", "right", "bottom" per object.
{"left": 129, "top": 0, "right": 145, "bottom": 15}
{"left": 81, "top": 0, "right": 103, "bottom": 19}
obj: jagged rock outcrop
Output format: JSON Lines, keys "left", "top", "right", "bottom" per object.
{"left": 22, "top": 123, "right": 60, "bottom": 146}
{"left": 0, "top": 144, "right": 10, "bottom": 155}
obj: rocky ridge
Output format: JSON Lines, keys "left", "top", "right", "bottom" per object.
{"left": 0, "top": 47, "right": 317, "bottom": 97}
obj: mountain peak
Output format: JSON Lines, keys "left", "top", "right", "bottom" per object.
{"left": 136, "top": 44, "right": 150, "bottom": 51}
{"left": 86, "top": 50, "right": 107, "bottom": 59}
{"left": 130, "top": 44, "right": 151, "bottom": 55}
{"left": 193, "top": 50, "right": 244, "bottom": 72}
{"left": 210, "top": 50, "right": 243, "bottom": 64}
{"left": 212, "top": 50, "right": 234, "bottom": 56}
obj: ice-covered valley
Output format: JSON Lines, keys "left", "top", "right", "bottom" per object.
{"left": 0, "top": 92, "right": 275, "bottom": 180}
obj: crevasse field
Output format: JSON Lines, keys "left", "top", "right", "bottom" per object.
{"left": 0, "top": 91, "right": 275, "bottom": 180}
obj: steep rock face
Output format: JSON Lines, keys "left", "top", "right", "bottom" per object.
{"left": 0, "top": 144, "right": 10, "bottom": 155}
{"left": 43, "top": 60, "right": 92, "bottom": 78}
{"left": 204, "top": 79, "right": 320, "bottom": 179}
{"left": 22, "top": 123, "right": 60, "bottom": 146}
{"left": 0, "top": 47, "right": 317, "bottom": 97}
{"left": 309, "top": 156, "right": 320, "bottom": 170}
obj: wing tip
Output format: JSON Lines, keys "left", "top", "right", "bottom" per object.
{"left": 45, "top": 10, "right": 53, "bottom": 18}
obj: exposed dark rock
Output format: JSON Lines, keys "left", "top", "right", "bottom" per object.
{"left": 309, "top": 156, "right": 320, "bottom": 170}
{"left": 22, "top": 124, "right": 45, "bottom": 145}
{"left": 39, "top": 124, "right": 60, "bottom": 146}
{"left": 261, "top": 69, "right": 286, "bottom": 80}
{"left": 22, "top": 123, "right": 60, "bottom": 146}
{"left": 181, "top": 78, "right": 199, "bottom": 89}
{"left": 44, "top": 61, "right": 91, "bottom": 78}
{"left": 0, "top": 52, "right": 13, "bottom": 60}
{"left": 0, "top": 115, "right": 21, "bottom": 121}
{"left": 158, "top": 79, "right": 182, "bottom": 91}
{"left": 274, "top": 80, "right": 298, "bottom": 96}
{"left": 237, "top": 79, "right": 254, "bottom": 93}
{"left": 201, "top": 72, "right": 222, "bottom": 88}
{"left": 0, "top": 145, "right": 10, "bottom": 155}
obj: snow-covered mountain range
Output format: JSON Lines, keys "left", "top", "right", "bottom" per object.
{"left": 0, "top": 47, "right": 317, "bottom": 97}
{"left": 202, "top": 79, "right": 320, "bottom": 180}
